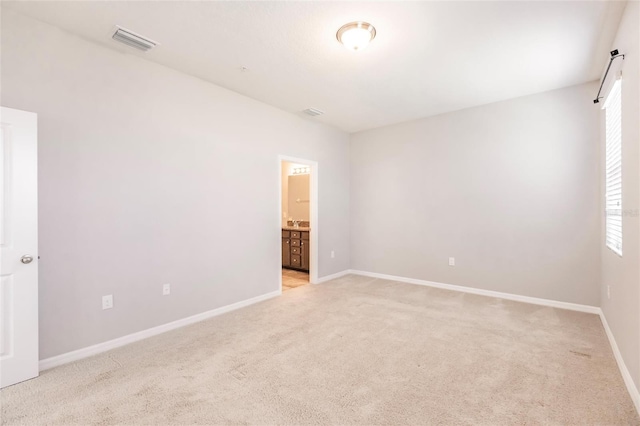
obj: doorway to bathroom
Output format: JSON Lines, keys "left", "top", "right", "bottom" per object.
{"left": 279, "top": 156, "right": 318, "bottom": 292}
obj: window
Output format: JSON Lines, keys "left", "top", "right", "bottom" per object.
{"left": 605, "top": 79, "right": 622, "bottom": 256}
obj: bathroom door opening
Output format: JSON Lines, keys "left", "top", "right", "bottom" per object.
{"left": 278, "top": 156, "right": 318, "bottom": 292}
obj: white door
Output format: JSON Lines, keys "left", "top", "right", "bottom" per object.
{"left": 0, "top": 107, "right": 38, "bottom": 388}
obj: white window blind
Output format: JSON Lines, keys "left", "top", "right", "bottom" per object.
{"left": 605, "top": 79, "right": 622, "bottom": 256}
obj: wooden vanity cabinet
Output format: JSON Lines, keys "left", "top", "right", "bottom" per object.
{"left": 282, "top": 230, "right": 291, "bottom": 267}
{"left": 301, "top": 232, "right": 309, "bottom": 270}
{"left": 282, "top": 229, "right": 309, "bottom": 272}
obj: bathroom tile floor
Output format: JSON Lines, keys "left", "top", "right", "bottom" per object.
{"left": 282, "top": 269, "right": 309, "bottom": 291}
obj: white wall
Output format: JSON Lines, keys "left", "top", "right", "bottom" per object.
{"left": 1, "top": 10, "right": 350, "bottom": 359}
{"left": 600, "top": 0, "right": 640, "bottom": 392}
{"left": 350, "top": 82, "right": 601, "bottom": 306}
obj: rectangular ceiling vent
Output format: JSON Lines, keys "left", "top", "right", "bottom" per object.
{"left": 112, "top": 27, "right": 157, "bottom": 52}
{"left": 303, "top": 108, "right": 324, "bottom": 117}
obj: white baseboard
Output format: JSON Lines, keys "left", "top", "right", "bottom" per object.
{"left": 599, "top": 311, "right": 640, "bottom": 414}
{"left": 39, "top": 290, "right": 281, "bottom": 371}
{"left": 349, "top": 270, "right": 600, "bottom": 314}
{"left": 313, "top": 269, "right": 351, "bottom": 284}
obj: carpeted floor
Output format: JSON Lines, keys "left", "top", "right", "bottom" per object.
{"left": 1, "top": 274, "right": 638, "bottom": 425}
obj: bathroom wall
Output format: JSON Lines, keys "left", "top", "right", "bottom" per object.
{"left": 281, "top": 162, "right": 290, "bottom": 227}
{"left": 281, "top": 161, "right": 310, "bottom": 225}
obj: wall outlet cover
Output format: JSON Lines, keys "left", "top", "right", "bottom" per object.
{"left": 448, "top": 257, "right": 455, "bottom": 266}
{"left": 163, "top": 283, "right": 171, "bottom": 296}
{"left": 102, "top": 295, "right": 113, "bottom": 310}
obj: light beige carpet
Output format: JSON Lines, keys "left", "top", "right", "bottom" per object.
{"left": 1, "top": 274, "right": 638, "bottom": 425}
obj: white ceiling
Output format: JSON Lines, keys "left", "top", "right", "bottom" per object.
{"left": 4, "top": 1, "right": 626, "bottom": 133}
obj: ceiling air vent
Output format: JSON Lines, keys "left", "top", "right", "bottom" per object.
{"left": 303, "top": 108, "right": 324, "bottom": 117}
{"left": 112, "top": 27, "right": 157, "bottom": 52}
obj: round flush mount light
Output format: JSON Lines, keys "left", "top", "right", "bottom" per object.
{"left": 336, "top": 21, "right": 376, "bottom": 51}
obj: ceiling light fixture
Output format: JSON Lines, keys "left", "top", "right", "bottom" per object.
{"left": 336, "top": 21, "right": 376, "bottom": 51}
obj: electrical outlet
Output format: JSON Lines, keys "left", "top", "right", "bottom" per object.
{"left": 102, "top": 295, "right": 113, "bottom": 310}
{"left": 448, "top": 257, "right": 455, "bottom": 266}
{"left": 331, "top": 250, "right": 335, "bottom": 259}
{"left": 163, "top": 283, "right": 171, "bottom": 296}
{"left": 607, "top": 285, "right": 611, "bottom": 299}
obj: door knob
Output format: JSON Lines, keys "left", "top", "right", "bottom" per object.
{"left": 21, "top": 255, "right": 34, "bottom": 264}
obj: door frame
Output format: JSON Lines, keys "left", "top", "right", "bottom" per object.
{"left": 278, "top": 155, "right": 318, "bottom": 291}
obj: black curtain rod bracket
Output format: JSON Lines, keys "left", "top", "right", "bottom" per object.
{"left": 593, "top": 49, "right": 625, "bottom": 104}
